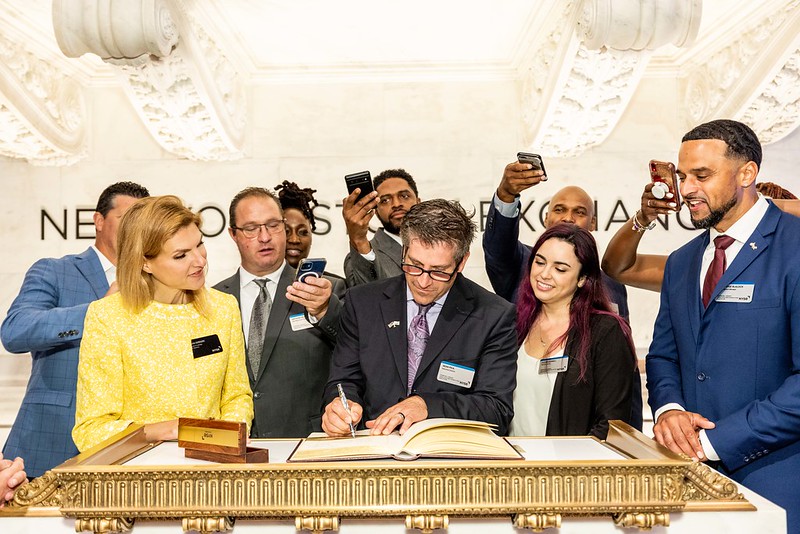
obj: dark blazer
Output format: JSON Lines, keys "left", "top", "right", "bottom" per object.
{"left": 324, "top": 273, "right": 518, "bottom": 435}
{"left": 542, "top": 314, "right": 639, "bottom": 439}
{"left": 482, "top": 199, "right": 629, "bottom": 319}
{"left": 214, "top": 265, "right": 346, "bottom": 438}
{"left": 647, "top": 202, "right": 800, "bottom": 531}
{"left": 1, "top": 247, "right": 108, "bottom": 477}
{"left": 343, "top": 228, "right": 403, "bottom": 287}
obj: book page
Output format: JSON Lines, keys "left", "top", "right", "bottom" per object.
{"left": 400, "top": 419, "right": 519, "bottom": 459}
{"left": 289, "top": 429, "right": 404, "bottom": 461}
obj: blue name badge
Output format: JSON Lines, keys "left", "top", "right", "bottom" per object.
{"left": 437, "top": 361, "right": 475, "bottom": 388}
{"left": 716, "top": 282, "right": 754, "bottom": 303}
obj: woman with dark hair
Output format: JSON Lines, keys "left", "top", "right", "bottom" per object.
{"left": 510, "top": 223, "right": 637, "bottom": 439}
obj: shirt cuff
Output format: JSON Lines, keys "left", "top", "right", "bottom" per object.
{"left": 492, "top": 193, "right": 520, "bottom": 218}
{"left": 653, "top": 403, "right": 685, "bottom": 424}
{"left": 699, "top": 430, "right": 720, "bottom": 461}
{"left": 360, "top": 249, "right": 376, "bottom": 261}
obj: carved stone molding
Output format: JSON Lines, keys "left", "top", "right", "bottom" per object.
{"left": 53, "top": 0, "right": 177, "bottom": 65}
{"left": 682, "top": 0, "right": 800, "bottom": 144}
{"left": 0, "top": 33, "right": 86, "bottom": 165}
{"left": 578, "top": 0, "right": 702, "bottom": 51}
{"left": 51, "top": 0, "right": 246, "bottom": 161}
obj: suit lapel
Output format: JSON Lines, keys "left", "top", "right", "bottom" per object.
{"left": 215, "top": 271, "right": 255, "bottom": 383}
{"left": 374, "top": 229, "right": 403, "bottom": 269}
{"left": 256, "top": 267, "right": 294, "bottom": 382}
{"left": 380, "top": 278, "right": 410, "bottom": 386}
{"left": 415, "top": 275, "right": 473, "bottom": 381}
{"left": 686, "top": 234, "right": 707, "bottom": 338}
{"left": 75, "top": 248, "right": 109, "bottom": 298}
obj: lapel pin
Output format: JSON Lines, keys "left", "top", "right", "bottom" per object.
{"left": 750, "top": 242, "right": 757, "bottom": 250}
{"left": 387, "top": 321, "right": 400, "bottom": 328}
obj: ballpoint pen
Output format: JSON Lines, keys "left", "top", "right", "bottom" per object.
{"left": 336, "top": 383, "right": 357, "bottom": 438}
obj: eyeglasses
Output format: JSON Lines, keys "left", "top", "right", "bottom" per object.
{"left": 232, "top": 219, "right": 285, "bottom": 238}
{"left": 401, "top": 263, "right": 459, "bottom": 283}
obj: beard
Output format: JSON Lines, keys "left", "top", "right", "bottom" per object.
{"left": 379, "top": 214, "right": 402, "bottom": 235}
{"left": 690, "top": 193, "right": 737, "bottom": 229}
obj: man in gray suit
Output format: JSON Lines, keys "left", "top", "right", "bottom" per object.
{"left": 342, "top": 169, "right": 420, "bottom": 287}
{"left": 215, "top": 187, "right": 345, "bottom": 438}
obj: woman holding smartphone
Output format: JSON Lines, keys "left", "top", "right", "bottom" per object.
{"left": 72, "top": 196, "right": 253, "bottom": 451}
{"left": 510, "top": 223, "right": 638, "bottom": 440}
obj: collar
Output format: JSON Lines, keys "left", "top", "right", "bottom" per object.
{"left": 709, "top": 195, "right": 769, "bottom": 244}
{"left": 238, "top": 260, "right": 287, "bottom": 290}
{"left": 405, "top": 283, "right": 449, "bottom": 309}
{"left": 384, "top": 229, "right": 403, "bottom": 245}
{"left": 90, "top": 245, "right": 114, "bottom": 273}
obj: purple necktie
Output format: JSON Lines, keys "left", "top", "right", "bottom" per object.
{"left": 407, "top": 303, "right": 432, "bottom": 394}
{"left": 702, "top": 235, "right": 735, "bottom": 307}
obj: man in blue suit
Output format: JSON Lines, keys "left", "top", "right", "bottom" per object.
{"left": 646, "top": 119, "right": 800, "bottom": 531}
{"left": 1, "top": 182, "right": 149, "bottom": 477}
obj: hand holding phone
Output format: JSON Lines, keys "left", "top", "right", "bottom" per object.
{"left": 345, "top": 171, "right": 374, "bottom": 202}
{"left": 517, "top": 152, "right": 547, "bottom": 178}
{"left": 648, "top": 160, "right": 681, "bottom": 210}
{"left": 295, "top": 258, "right": 327, "bottom": 283}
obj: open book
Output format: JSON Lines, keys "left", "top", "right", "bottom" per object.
{"left": 287, "top": 418, "right": 522, "bottom": 462}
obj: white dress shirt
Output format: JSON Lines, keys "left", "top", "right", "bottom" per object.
{"left": 238, "top": 262, "right": 285, "bottom": 344}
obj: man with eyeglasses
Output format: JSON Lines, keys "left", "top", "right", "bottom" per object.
{"left": 322, "top": 199, "right": 517, "bottom": 437}
{"left": 342, "top": 168, "right": 421, "bottom": 287}
{"left": 214, "top": 187, "right": 346, "bottom": 438}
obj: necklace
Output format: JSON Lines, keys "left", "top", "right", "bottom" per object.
{"left": 537, "top": 324, "right": 548, "bottom": 347}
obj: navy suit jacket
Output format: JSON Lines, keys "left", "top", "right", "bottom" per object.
{"left": 324, "top": 274, "right": 518, "bottom": 435}
{"left": 1, "top": 247, "right": 108, "bottom": 477}
{"left": 647, "top": 202, "right": 800, "bottom": 529}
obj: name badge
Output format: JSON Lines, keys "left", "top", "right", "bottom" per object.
{"left": 437, "top": 361, "right": 475, "bottom": 388}
{"left": 191, "top": 334, "right": 222, "bottom": 358}
{"left": 715, "top": 282, "right": 754, "bottom": 303}
{"left": 290, "top": 313, "right": 314, "bottom": 331}
{"left": 539, "top": 355, "right": 569, "bottom": 374}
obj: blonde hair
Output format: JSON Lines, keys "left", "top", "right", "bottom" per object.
{"left": 117, "top": 195, "right": 210, "bottom": 317}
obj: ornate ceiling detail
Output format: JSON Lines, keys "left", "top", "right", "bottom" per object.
{"left": 521, "top": 0, "right": 700, "bottom": 157}
{"left": 52, "top": 0, "right": 246, "bottom": 161}
{"left": 0, "top": 33, "right": 86, "bottom": 165}
{"left": 682, "top": 0, "right": 800, "bottom": 144}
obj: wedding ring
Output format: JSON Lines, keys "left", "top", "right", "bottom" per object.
{"left": 647, "top": 199, "right": 652, "bottom": 207}
{"left": 398, "top": 412, "right": 406, "bottom": 421}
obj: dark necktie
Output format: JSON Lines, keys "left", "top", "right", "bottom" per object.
{"left": 702, "top": 235, "right": 735, "bottom": 307}
{"left": 248, "top": 278, "right": 272, "bottom": 375}
{"left": 407, "top": 303, "right": 432, "bottom": 394}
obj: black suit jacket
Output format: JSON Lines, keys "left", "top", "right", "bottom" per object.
{"left": 324, "top": 273, "right": 518, "bottom": 435}
{"left": 214, "top": 266, "right": 346, "bottom": 437}
{"left": 543, "top": 314, "right": 640, "bottom": 439}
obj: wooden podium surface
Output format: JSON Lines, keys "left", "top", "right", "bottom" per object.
{"left": 0, "top": 422, "right": 787, "bottom": 533}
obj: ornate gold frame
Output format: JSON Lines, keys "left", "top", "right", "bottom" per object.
{"left": 2, "top": 422, "right": 753, "bottom": 533}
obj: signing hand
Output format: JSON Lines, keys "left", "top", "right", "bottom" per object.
{"left": 653, "top": 410, "right": 715, "bottom": 461}
{"left": 496, "top": 161, "right": 546, "bottom": 203}
{"left": 322, "top": 397, "right": 363, "bottom": 437}
{"left": 342, "top": 189, "right": 379, "bottom": 254}
{"left": 366, "top": 396, "right": 428, "bottom": 436}
{"left": 286, "top": 276, "right": 333, "bottom": 319}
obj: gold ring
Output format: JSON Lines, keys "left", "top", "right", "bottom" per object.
{"left": 647, "top": 200, "right": 652, "bottom": 207}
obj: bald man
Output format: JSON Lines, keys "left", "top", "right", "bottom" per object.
{"left": 483, "top": 161, "right": 629, "bottom": 318}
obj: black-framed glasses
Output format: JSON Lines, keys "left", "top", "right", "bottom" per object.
{"left": 401, "top": 263, "right": 458, "bottom": 283}
{"left": 232, "top": 219, "right": 285, "bottom": 238}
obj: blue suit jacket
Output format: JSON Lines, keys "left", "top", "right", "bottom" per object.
{"left": 1, "top": 247, "right": 108, "bottom": 477}
{"left": 646, "top": 202, "right": 800, "bottom": 529}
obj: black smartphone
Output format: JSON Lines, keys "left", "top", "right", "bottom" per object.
{"left": 517, "top": 152, "right": 547, "bottom": 177}
{"left": 649, "top": 160, "right": 682, "bottom": 211}
{"left": 295, "top": 258, "right": 327, "bottom": 283}
{"left": 345, "top": 171, "right": 374, "bottom": 202}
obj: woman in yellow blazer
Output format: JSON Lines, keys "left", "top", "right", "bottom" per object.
{"left": 73, "top": 195, "right": 253, "bottom": 452}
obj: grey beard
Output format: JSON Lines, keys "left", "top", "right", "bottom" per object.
{"left": 690, "top": 194, "right": 737, "bottom": 229}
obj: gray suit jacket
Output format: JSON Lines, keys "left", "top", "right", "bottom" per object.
{"left": 343, "top": 228, "right": 402, "bottom": 287}
{"left": 214, "top": 266, "right": 346, "bottom": 437}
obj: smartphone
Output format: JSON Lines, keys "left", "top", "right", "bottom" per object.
{"left": 648, "top": 160, "right": 681, "bottom": 210}
{"left": 345, "top": 171, "right": 374, "bottom": 202}
{"left": 295, "top": 258, "right": 327, "bottom": 283}
{"left": 517, "top": 152, "right": 547, "bottom": 177}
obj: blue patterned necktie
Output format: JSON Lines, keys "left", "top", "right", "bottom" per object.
{"left": 407, "top": 303, "right": 432, "bottom": 394}
{"left": 248, "top": 278, "right": 272, "bottom": 376}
